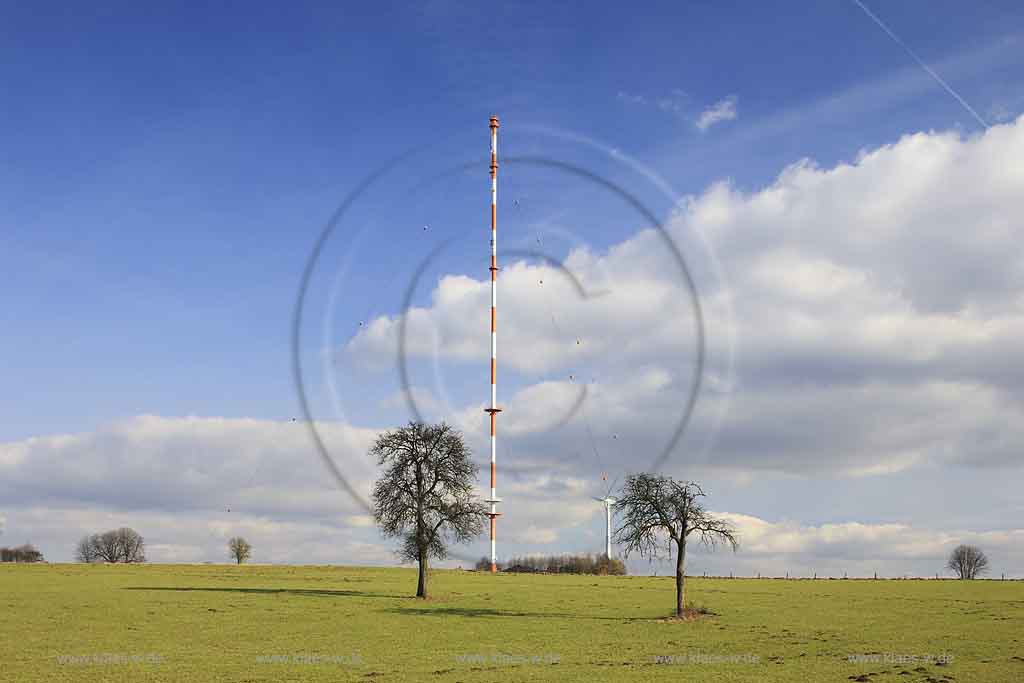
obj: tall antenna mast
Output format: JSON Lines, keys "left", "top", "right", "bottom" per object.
{"left": 485, "top": 115, "right": 502, "bottom": 573}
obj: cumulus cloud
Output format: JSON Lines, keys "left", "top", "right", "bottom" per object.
{"left": 0, "top": 415, "right": 610, "bottom": 565}
{"left": 692, "top": 513, "right": 1024, "bottom": 578}
{"left": 347, "top": 115, "right": 1024, "bottom": 479}
{"left": 696, "top": 95, "right": 738, "bottom": 131}
{"left": 8, "top": 118, "right": 1024, "bottom": 573}
{"left": 345, "top": 245, "right": 700, "bottom": 377}
{"left": 0, "top": 415, "right": 380, "bottom": 517}
{"left": 2, "top": 412, "right": 1021, "bottom": 573}
{"left": 0, "top": 416, "right": 396, "bottom": 562}
{"left": 3, "top": 504, "right": 397, "bottom": 565}
{"left": 726, "top": 513, "right": 950, "bottom": 558}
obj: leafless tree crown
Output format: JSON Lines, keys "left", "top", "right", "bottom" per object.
{"left": 228, "top": 537, "right": 252, "bottom": 564}
{"left": 75, "top": 528, "right": 146, "bottom": 563}
{"left": 75, "top": 536, "right": 97, "bottom": 563}
{"left": 613, "top": 474, "right": 738, "bottom": 617}
{"left": 613, "top": 474, "right": 738, "bottom": 559}
{"left": 371, "top": 422, "right": 487, "bottom": 565}
{"left": 946, "top": 544, "right": 989, "bottom": 580}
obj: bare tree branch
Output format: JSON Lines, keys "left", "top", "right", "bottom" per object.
{"left": 946, "top": 544, "right": 989, "bottom": 579}
{"left": 77, "top": 528, "right": 145, "bottom": 563}
{"left": 613, "top": 474, "right": 738, "bottom": 616}
{"left": 228, "top": 537, "right": 252, "bottom": 564}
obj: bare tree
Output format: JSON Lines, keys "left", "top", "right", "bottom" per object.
{"left": 614, "top": 475, "right": 738, "bottom": 617}
{"left": 78, "top": 528, "right": 146, "bottom": 563}
{"left": 115, "top": 528, "right": 146, "bottom": 563}
{"left": 93, "top": 531, "right": 121, "bottom": 563}
{"left": 371, "top": 422, "right": 487, "bottom": 598}
{"left": 946, "top": 544, "right": 989, "bottom": 579}
{"left": 75, "top": 536, "right": 98, "bottom": 563}
{"left": 228, "top": 537, "right": 252, "bottom": 564}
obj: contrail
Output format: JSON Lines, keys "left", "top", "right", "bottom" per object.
{"left": 851, "top": 0, "right": 989, "bottom": 129}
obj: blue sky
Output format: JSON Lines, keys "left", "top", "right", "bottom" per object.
{"left": 2, "top": 0, "right": 1018, "bottom": 438}
{"left": 3, "top": 2, "right": 1024, "bottom": 573}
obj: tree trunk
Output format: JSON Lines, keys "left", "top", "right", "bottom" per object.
{"left": 675, "top": 539, "right": 686, "bottom": 617}
{"left": 416, "top": 550, "right": 428, "bottom": 598}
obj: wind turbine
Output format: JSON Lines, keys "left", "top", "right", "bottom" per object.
{"left": 593, "top": 475, "right": 618, "bottom": 559}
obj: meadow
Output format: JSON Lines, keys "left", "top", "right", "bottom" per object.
{"left": 1, "top": 563, "right": 1021, "bottom": 682}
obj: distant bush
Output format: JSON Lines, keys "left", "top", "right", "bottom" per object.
{"left": 0, "top": 544, "right": 44, "bottom": 563}
{"left": 480, "top": 553, "right": 626, "bottom": 575}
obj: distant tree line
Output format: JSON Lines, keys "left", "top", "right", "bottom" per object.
{"left": 75, "top": 528, "right": 146, "bottom": 563}
{"left": 1, "top": 543, "right": 44, "bottom": 563}
{"left": 476, "top": 553, "right": 627, "bottom": 575}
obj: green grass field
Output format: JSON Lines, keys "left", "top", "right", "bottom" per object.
{"left": 2, "top": 564, "right": 1021, "bottom": 681}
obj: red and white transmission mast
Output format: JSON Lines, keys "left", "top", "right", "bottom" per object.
{"left": 485, "top": 115, "right": 502, "bottom": 572}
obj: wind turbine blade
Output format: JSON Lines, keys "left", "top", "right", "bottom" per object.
{"left": 606, "top": 475, "right": 620, "bottom": 497}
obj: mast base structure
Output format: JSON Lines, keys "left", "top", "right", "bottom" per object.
{"left": 484, "top": 405, "right": 503, "bottom": 573}
{"left": 485, "top": 499, "right": 502, "bottom": 573}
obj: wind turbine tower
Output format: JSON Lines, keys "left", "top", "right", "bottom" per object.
{"left": 594, "top": 494, "right": 616, "bottom": 559}
{"left": 593, "top": 475, "right": 618, "bottom": 559}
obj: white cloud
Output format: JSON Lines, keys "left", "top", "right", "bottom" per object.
{"left": 0, "top": 416, "right": 408, "bottom": 564}
{"left": 719, "top": 512, "right": 1024, "bottom": 568}
{"left": 4, "top": 504, "right": 397, "bottom": 565}
{"left": 0, "top": 415, "right": 606, "bottom": 565}
{"left": 0, "top": 415, "right": 381, "bottom": 523}
{"left": 345, "top": 247, "right": 698, "bottom": 377}
{"left": 3, "top": 411, "right": 1023, "bottom": 574}
{"left": 695, "top": 95, "right": 738, "bottom": 131}
{"left": 347, "top": 115, "right": 1024, "bottom": 478}
{"left": 510, "top": 525, "right": 559, "bottom": 545}
{"left": 8, "top": 118, "right": 1024, "bottom": 574}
